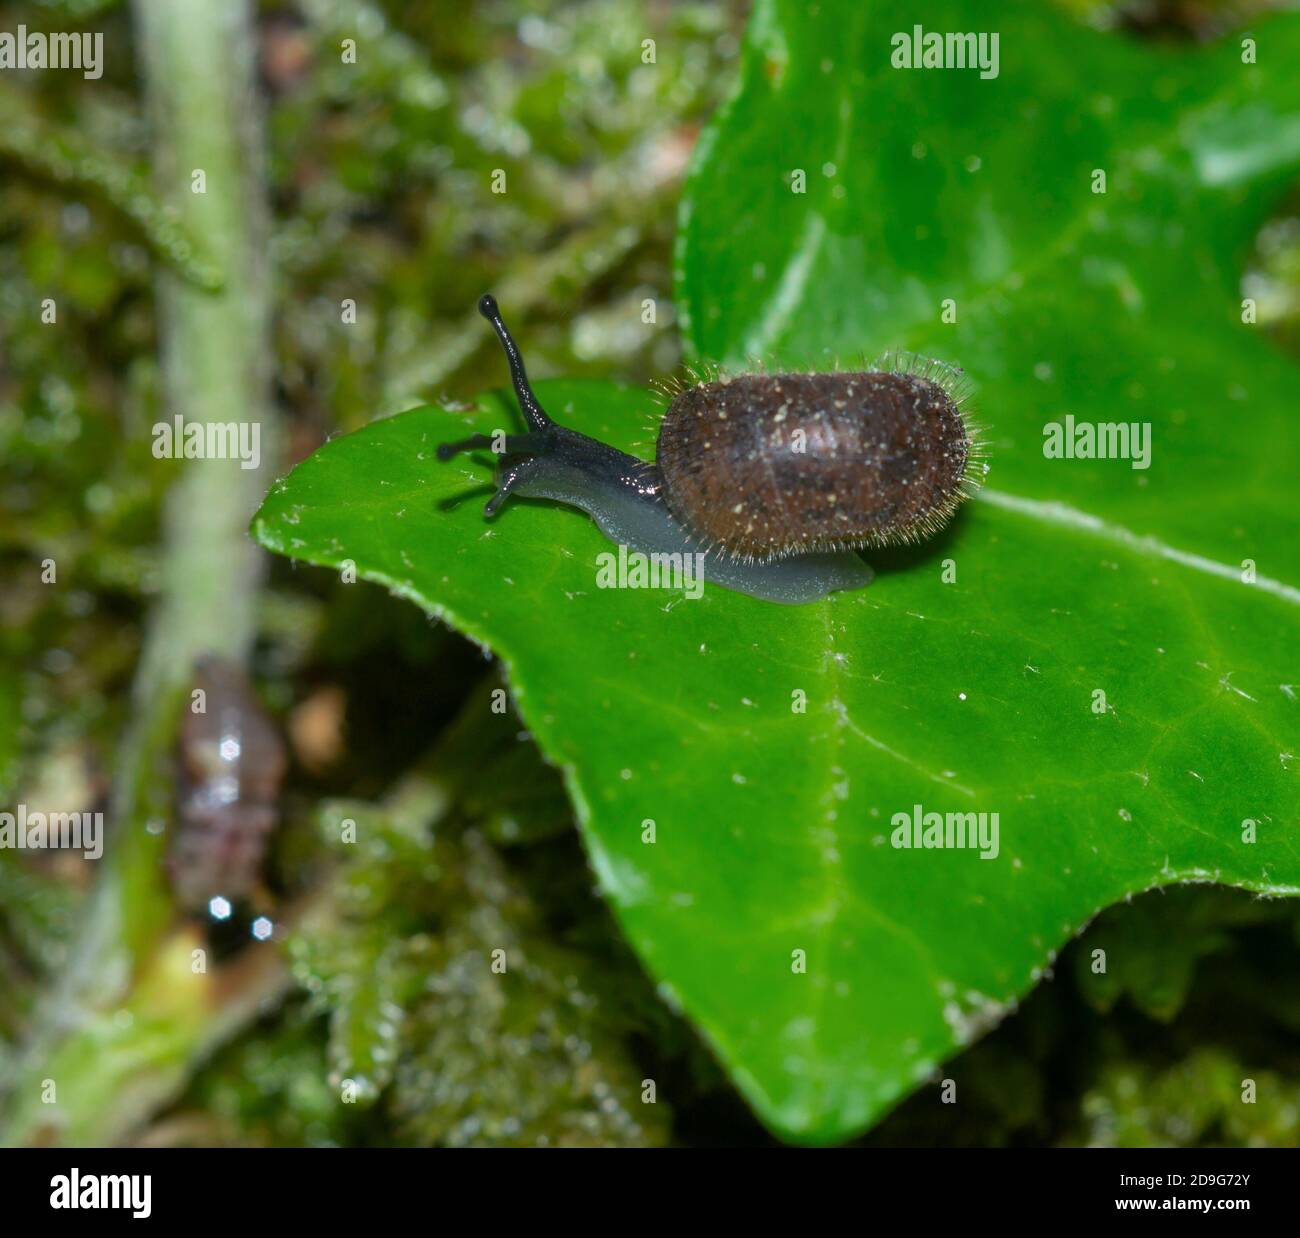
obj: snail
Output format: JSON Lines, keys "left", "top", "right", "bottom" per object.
{"left": 438, "top": 295, "right": 984, "bottom": 604}
{"left": 169, "top": 656, "right": 286, "bottom": 915}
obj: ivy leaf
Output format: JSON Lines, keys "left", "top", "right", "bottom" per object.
{"left": 254, "top": 0, "right": 1300, "bottom": 1142}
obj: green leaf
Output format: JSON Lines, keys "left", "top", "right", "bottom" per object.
{"left": 253, "top": 0, "right": 1300, "bottom": 1142}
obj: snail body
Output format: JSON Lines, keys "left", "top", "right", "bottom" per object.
{"left": 169, "top": 656, "right": 286, "bottom": 913}
{"left": 438, "top": 296, "right": 983, "bottom": 604}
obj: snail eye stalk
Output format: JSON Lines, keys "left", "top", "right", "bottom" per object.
{"left": 477, "top": 294, "right": 553, "bottom": 432}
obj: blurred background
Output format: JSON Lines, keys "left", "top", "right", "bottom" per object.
{"left": 2, "top": 0, "right": 1300, "bottom": 1147}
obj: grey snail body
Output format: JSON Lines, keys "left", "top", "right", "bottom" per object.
{"left": 438, "top": 296, "right": 983, "bottom": 604}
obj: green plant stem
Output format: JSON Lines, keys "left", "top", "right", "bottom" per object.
{"left": 119, "top": 0, "right": 275, "bottom": 955}
{"left": 1, "top": 0, "right": 275, "bottom": 1146}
